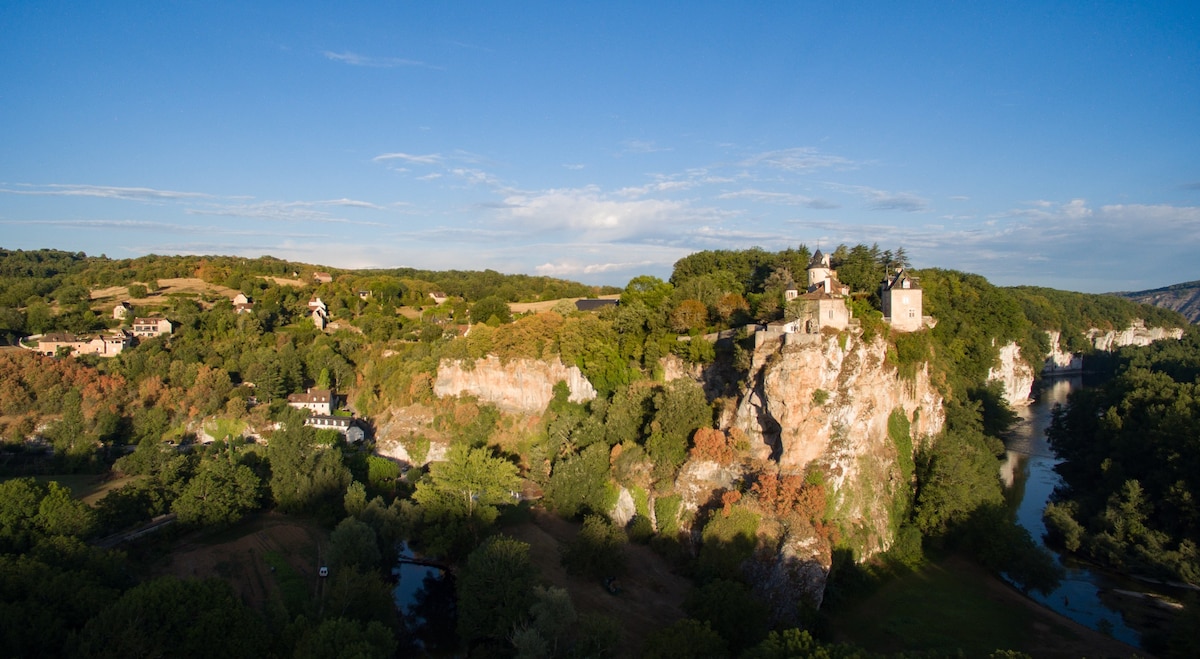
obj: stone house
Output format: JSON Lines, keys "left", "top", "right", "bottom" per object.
{"left": 36, "top": 330, "right": 132, "bottom": 357}
{"left": 312, "top": 272, "right": 333, "bottom": 284}
{"left": 287, "top": 388, "right": 335, "bottom": 415}
{"left": 131, "top": 317, "right": 173, "bottom": 338}
{"left": 113, "top": 302, "right": 132, "bottom": 320}
{"left": 880, "top": 268, "right": 924, "bottom": 332}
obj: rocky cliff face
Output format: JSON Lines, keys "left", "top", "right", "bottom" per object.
{"left": 721, "top": 329, "right": 943, "bottom": 615}
{"left": 433, "top": 356, "right": 596, "bottom": 414}
{"left": 988, "top": 320, "right": 1185, "bottom": 405}
{"left": 1087, "top": 319, "right": 1183, "bottom": 352}
{"left": 986, "top": 342, "right": 1036, "bottom": 407}
{"left": 732, "top": 331, "right": 944, "bottom": 550}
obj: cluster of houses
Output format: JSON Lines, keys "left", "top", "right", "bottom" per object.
{"left": 755, "top": 250, "right": 927, "bottom": 345}
{"left": 31, "top": 310, "right": 174, "bottom": 358}
{"left": 29, "top": 290, "right": 260, "bottom": 359}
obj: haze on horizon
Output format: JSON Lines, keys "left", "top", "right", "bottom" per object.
{"left": 1, "top": 2, "right": 1197, "bottom": 294}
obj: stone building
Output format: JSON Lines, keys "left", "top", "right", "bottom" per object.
{"left": 880, "top": 268, "right": 923, "bottom": 332}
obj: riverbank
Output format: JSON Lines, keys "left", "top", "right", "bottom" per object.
{"left": 829, "top": 553, "right": 1140, "bottom": 658}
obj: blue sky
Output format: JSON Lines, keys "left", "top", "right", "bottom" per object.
{"left": 2, "top": 2, "right": 1197, "bottom": 293}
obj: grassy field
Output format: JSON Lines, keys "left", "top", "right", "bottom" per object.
{"left": 827, "top": 554, "right": 1138, "bottom": 658}
{"left": 0, "top": 472, "right": 141, "bottom": 505}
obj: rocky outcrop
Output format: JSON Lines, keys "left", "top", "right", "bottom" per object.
{"left": 434, "top": 356, "right": 596, "bottom": 414}
{"left": 989, "top": 321, "right": 1185, "bottom": 405}
{"left": 733, "top": 331, "right": 944, "bottom": 552}
{"left": 1087, "top": 319, "right": 1183, "bottom": 351}
{"left": 726, "top": 329, "right": 943, "bottom": 615}
{"left": 987, "top": 342, "right": 1036, "bottom": 406}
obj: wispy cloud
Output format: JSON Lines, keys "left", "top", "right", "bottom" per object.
{"left": 186, "top": 200, "right": 386, "bottom": 226}
{"left": 718, "top": 189, "right": 838, "bottom": 209}
{"left": 621, "top": 139, "right": 670, "bottom": 154}
{"left": 0, "top": 183, "right": 210, "bottom": 202}
{"left": 828, "top": 183, "right": 928, "bottom": 212}
{"left": 496, "top": 185, "right": 729, "bottom": 241}
{"left": 535, "top": 260, "right": 659, "bottom": 277}
{"left": 740, "top": 147, "right": 855, "bottom": 173}
{"left": 372, "top": 152, "right": 443, "bottom": 165}
{"left": 322, "top": 51, "right": 441, "bottom": 69}
{"left": 0, "top": 218, "right": 322, "bottom": 238}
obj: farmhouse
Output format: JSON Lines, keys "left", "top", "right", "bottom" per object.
{"left": 36, "top": 330, "right": 132, "bottom": 357}
{"left": 287, "top": 388, "right": 335, "bottom": 415}
{"left": 131, "top": 317, "right": 173, "bottom": 338}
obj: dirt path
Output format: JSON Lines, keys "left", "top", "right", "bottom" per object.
{"left": 505, "top": 509, "right": 691, "bottom": 654}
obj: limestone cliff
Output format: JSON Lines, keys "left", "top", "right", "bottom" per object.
{"left": 988, "top": 320, "right": 1184, "bottom": 405}
{"left": 732, "top": 331, "right": 944, "bottom": 552}
{"left": 433, "top": 356, "right": 596, "bottom": 414}
{"left": 986, "top": 342, "right": 1036, "bottom": 407}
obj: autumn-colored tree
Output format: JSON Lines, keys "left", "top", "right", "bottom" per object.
{"left": 691, "top": 427, "right": 735, "bottom": 464}
{"left": 670, "top": 299, "right": 709, "bottom": 333}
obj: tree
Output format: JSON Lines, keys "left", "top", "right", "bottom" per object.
{"left": 471, "top": 296, "right": 513, "bottom": 326}
{"left": 171, "top": 456, "right": 260, "bottom": 527}
{"left": 412, "top": 444, "right": 520, "bottom": 556}
{"left": 561, "top": 514, "right": 627, "bottom": 579}
{"left": 456, "top": 535, "right": 537, "bottom": 649}
{"left": 76, "top": 577, "right": 269, "bottom": 658}
{"left": 670, "top": 299, "right": 709, "bottom": 333}
{"left": 328, "top": 517, "right": 382, "bottom": 570}
{"left": 642, "top": 618, "right": 727, "bottom": 659}
{"left": 292, "top": 617, "right": 396, "bottom": 659}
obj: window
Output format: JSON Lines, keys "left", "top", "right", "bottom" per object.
{"left": 908, "top": 309, "right": 916, "bottom": 318}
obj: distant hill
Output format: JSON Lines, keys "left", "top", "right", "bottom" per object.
{"left": 1115, "top": 280, "right": 1200, "bottom": 324}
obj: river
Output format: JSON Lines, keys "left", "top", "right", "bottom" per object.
{"left": 999, "top": 375, "right": 1141, "bottom": 647}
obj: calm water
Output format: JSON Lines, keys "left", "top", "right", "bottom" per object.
{"left": 999, "top": 375, "right": 1140, "bottom": 647}
{"left": 392, "top": 543, "right": 456, "bottom": 651}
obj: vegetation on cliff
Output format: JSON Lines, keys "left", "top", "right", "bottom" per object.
{"left": 0, "top": 245, "right": 1188, "bottom": 657}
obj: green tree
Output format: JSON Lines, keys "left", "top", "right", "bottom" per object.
{"left": 471, "top": 295, "right": 513, "bottom": 326}
{"left": 561, "top": 514, "right": 627, "bottom": 579}
{"left": 292, "top": 617, "right": 396, "bottom": 659}
{"left": 76, "top": 577, "right": 269, "bottom": 658}
{"left": 456, "top": 535, "right": 537, "bottom": 650}
{"left": 171, "top": 455, "right": 261, "bottom": 528}
{"left": 642, "top": 618, "right": 727, "bottom": 659}
{"left": 328, "top": 517, "right": 382, "bottom": 571}
{"left": 412, "top": 444, "right": 520, "bottom": 556}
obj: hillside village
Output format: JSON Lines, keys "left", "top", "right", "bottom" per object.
{"left": 0, "top": 247, "right": 1193, "bottom": 658}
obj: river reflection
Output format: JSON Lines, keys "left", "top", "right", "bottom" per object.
{"left": 1000, "top": 375, "right": 1141, "bottom": 647}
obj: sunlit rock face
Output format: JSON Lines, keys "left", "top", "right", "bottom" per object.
{"left": 733, "top": 331, "right": 944, "bottom": 557}
{"left": 433, "top": 356, "right": 596, "bottom": 413}
{"left": 988, "top": 341, "right": 1036, "bottom": 406}
{"left": 990, "top": 321, "right": 1184, "bottom": 405}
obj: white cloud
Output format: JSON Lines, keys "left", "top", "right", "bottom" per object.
{"left": 372, "top": 152, "right": 443, "bottom": 165}
{"left": 322, "top": 51, "right": 440, "bottom": 69}
{"left": 718, "top": 189, "right": 838, "bottom": 209}
{"left": 186, "top": 200, "right": 386, "bottom": 226}
{"left": 0, "top": 183, "right": 210, "bottom": 202}
{"left": 497, "top": 186, "right": 715, "bottom": 240}
{"left": 827, "top": 183, "right": 928, "bottom": 212}
{"left": 740, "top": 147, "right": 855, "bottom": 173}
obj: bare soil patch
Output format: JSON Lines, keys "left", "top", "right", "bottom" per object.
{"left": 260, "top": 276, "right": 307, "bottom": 287}
{"left": 505, "top": 509, "right": 691, "bottom": 654}
{"left": 509, "top": 295, "right": 620, "bottom": 315}
{"left": 90, "top": 277, "right": 240, "bottom": 313}
{"left": 157, "top": 512, "right": 328, "bottom": 611}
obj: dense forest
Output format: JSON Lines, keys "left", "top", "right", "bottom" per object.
{"left": 0, "top": 246, "right": 1192, "bottom": 657}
